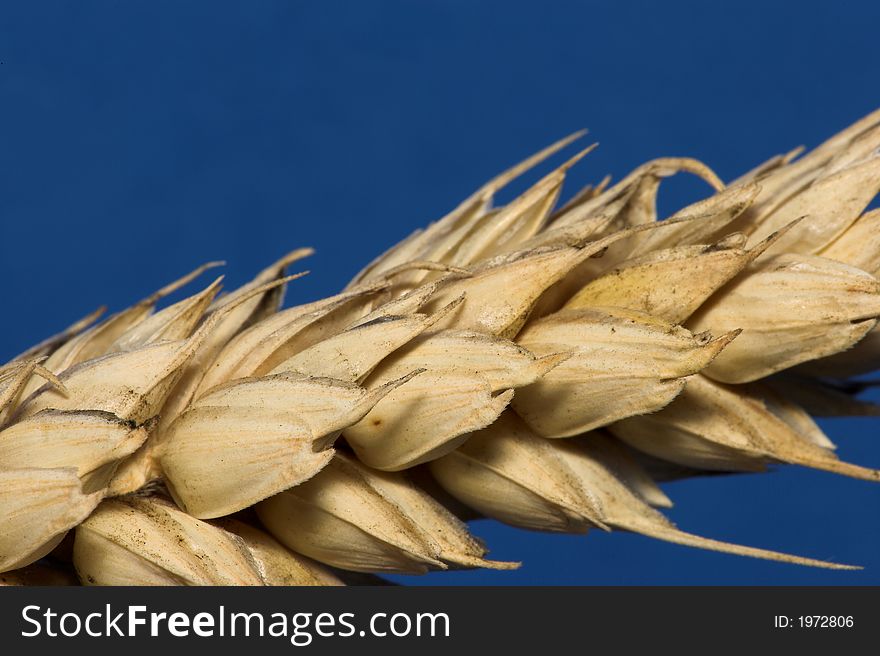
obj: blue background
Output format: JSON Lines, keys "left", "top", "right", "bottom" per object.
{"left": 1, "top": 1, "right": 878, "bottom": 584}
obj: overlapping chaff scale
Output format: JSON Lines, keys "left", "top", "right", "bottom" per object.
{"left": 0, "top": 359, "right": 65, "bottom": 426}
{"left": 0, "top": 410, "right": 149, "bottom": 492}
{"left": 194, "top": 282, "right": 386, "bottom": 394}
{"left": 563, "top": 227, "right": 785, "bottom": 324}
{"left": 157, "top": 248, "right": 313, "bottom": 423}
{"left": 747, "top": 148, "right": 880, "bottom": 257}
{"left": 256, "top": 453, "right": 515, "bottom": 574}
{"left": 0, "top": 468, "right": 102, "bottom": 573}
{"left": 109, "top": 257, "right": 312, "bottom": 495}
{"left": 73, "top": 497, "right": 265, "bottom": 585}
{"left": 687, "top": 253, "right": 880, "bottom": 383}
{"left": 512, "top": 307, "right": 736, "bottom": 437}
{"left": 213, "top": 519, "right": 344, "bottom": 586}
{"left": 609, "top": 374, "right": 879, "bottom": 481}
{"left": 342, "top": 329, "right": 564, "bottom": 470}
{"left": 430, "top": 417, "right": 854, "bottom": 569}
{"left": 270, "top": 297, "right": 463, "bottom": 382}
{"left": 159, "top": 371, "right": 419, "bottom": 518}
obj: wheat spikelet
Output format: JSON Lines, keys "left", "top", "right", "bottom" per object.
{"left": 2, "top": 110, "right": 880, "bottom": 584}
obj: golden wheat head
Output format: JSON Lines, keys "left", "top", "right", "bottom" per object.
{"left": 3, "top": 110, "right": 880, "bottom": 584}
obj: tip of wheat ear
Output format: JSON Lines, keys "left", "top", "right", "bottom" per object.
{"left": 2, "top": 109, "right": 880, "bottom": 584}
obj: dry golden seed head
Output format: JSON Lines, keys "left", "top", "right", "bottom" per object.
{"left": 688, "top": 253, "right": 880, "bottom": 383}
{"left": 256, "top": 455, "right": 448, "bottom": 574}
{"left": 0, "top": 410, "right": 149, "bottom": 492}
{"left": 0, "top": 467, "right": 102, "bottom": 573}
{"left": 159, "top": 372, "right": 416, "bottom": 518}
{"left": 512, "top": 307, "right": 736, "bottom": 437}
{"left": 427, "top": 411, "right": 606, "bottom": 532}
{"left": 6, "top": 112, "right": 880, "bottom": 584}
{"left": 610, "top": 374, "right": 880, "bottom": 482}
{"left": 73, "top": 497, "right": 265, "bottom": 586}
{"left": 213, "top": 519, "right": 344, "bottom": 586}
